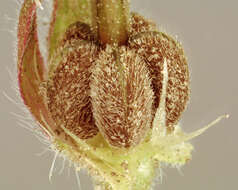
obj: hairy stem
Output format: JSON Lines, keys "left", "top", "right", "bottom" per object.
{"left": 96, "top": 0, "right": 130, "bottom": 45}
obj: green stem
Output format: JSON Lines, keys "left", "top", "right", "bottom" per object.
{"left": 96, "top": 0, "right": 130, "bottom": 45}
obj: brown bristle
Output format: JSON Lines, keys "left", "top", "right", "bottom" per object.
{"left": 46, "top": 39, "right": 99, "bottom": 139}
{"left": 90, "top": 46, "right": 154, "bottom": 148}
{"left": 129, "top": 32, "right": 190, "bottom": 131}
{"left": 130, "top": 12, "right": 157, "bottom": 36}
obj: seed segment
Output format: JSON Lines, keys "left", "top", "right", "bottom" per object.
{"left": 129, "top": 32, "right": 190, "bottom": 131}
{"left": 46, "top": 33, "right": 99, "bottom": 139}
{"left": 61, "top": 22, "right": 95, "bottom": 44}
{"left": 91, "top": 46, "right": 154, "bottom": 148}
{"left": 129, "top": 12, "right": 157, "bottom": 36}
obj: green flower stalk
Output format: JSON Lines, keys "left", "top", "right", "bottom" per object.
{"left": 17, "top": 0, "right": 228, "bottom": 189}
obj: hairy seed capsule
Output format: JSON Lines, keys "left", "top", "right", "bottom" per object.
{"left": 46, "top": 36, "right": 99, "bottom": 139}
{"left": 91, "top": 46, "right": 154, "bottom": 148}
{"left": 129, "top": 32, "right": 190, "bottom": 131}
